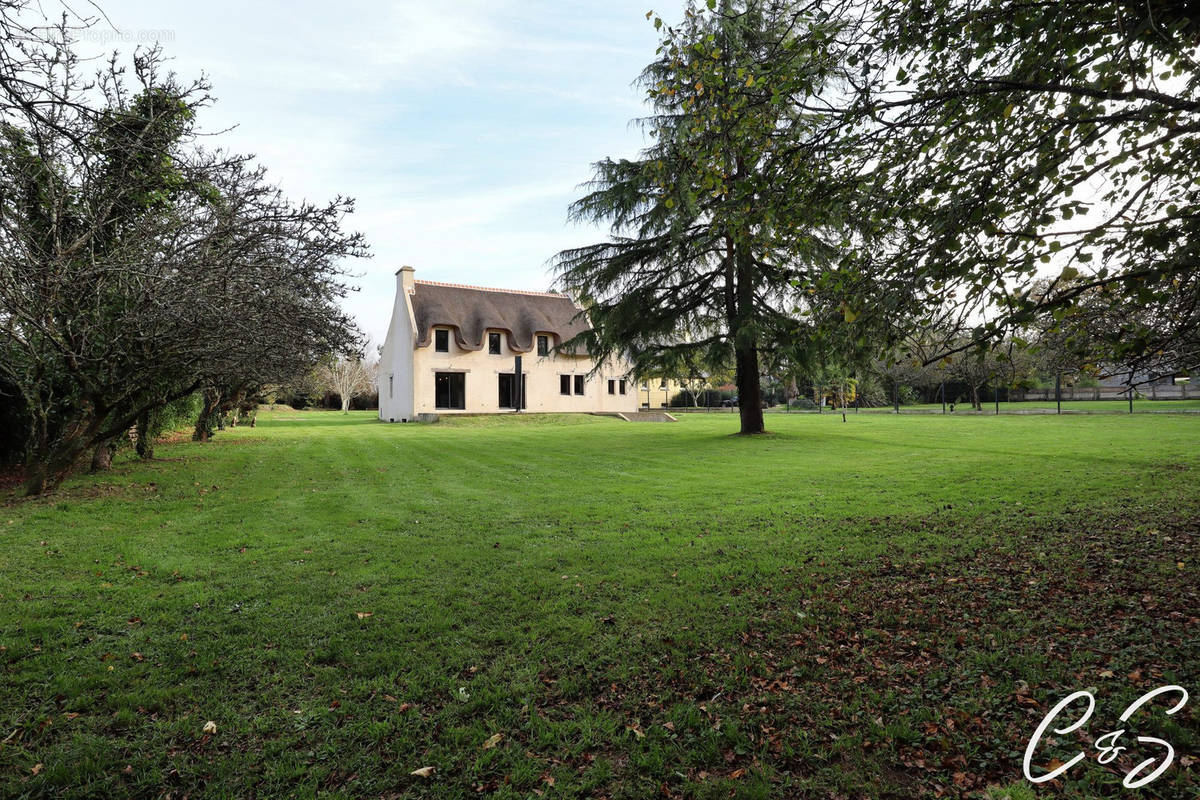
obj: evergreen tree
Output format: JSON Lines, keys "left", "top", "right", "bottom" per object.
{"left": 556, "top": 0, "right": 847, "bottom": 434}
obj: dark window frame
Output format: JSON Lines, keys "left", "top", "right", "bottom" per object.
{"left": 434, "top": 371, "right": 465, "bottom": 409}
{"left": 574, "top": 375, "right": 585, "bottom": 396}
{"left": 560, "top": 375, "right": 571, "bottom": 395}
{"left": 434, "top": 328, "right": 450, "bottom": 353}
{"left": 619, "top": 379, "right": 627, "bottom": 395}
{"left": 607, "top": 379, "right": 615, "bottom": 395}
{"left": 537, "top": 335, "right": 550, "bottom": 357}
{"left": 498, "top": 373, "right": 525, "bottom": 409}
{"left": 488, "top": 332, "right": 502, "bottom": 355}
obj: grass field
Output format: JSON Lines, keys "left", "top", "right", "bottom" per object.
{"left": 1, "top": 411, "right": 1197, "bottom": 798}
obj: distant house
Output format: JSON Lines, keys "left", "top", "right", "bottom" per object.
{"left": 377, "top": 267, "right": 638, "bottom": 421}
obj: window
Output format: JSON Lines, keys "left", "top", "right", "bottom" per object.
{"left": 619, "top": 379, "right": 627, "bottom": 395}
{"left": 388, "top": 375, "right": 393, "bottom": 398}
{"left": 498, "top": 373, "right": 525, "bottom": 409}
{"left": 641, "top": 382, "right": 648, "bottom": 390}
{"left": 488, "top": 332, "right": 501, "bottom": 355}
{"left": 434, "top": 329, "right": 449, "bottom": 353}
{"left": 574, "top": 375, "right": 585, "bottom": 395}
{"left": 434, "top": 372, "right": 465, "bottom": 409}
{"left": 537, "top": 335, "right": 549, "bottom": 356}
{"left": 659, "top": 379, "right": 668, "bottom": 389}
{"left": 560, "top": 375, "right": 571, "bottom": 395}
{"left": 607, "top": 379, "right": 615, "bottom": 395}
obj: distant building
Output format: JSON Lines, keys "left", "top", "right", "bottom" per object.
{"left": 377, "top": 267, "right": 638, "bottom": 421}
{"left": 637, "top": 376, "right": 684, "bottom": 409}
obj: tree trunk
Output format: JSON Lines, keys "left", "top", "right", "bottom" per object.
{"left": 194, "top": 387, "right": 222, "bottom": 442}
{"left": 90, "top": 439, "right": 116, "bottom": 472}
{"left": 971, "top": 384, "right": 980, "bottom": 411}
{"left": 735, "top": 340, "right": 764, "bottom": 434}
{"left": 135, "top": 411, "right": 154, "bottom": 459}
{"left": 23, "top": 431, "right": 93, "bottom": 496}
{"left": 341, "top": 395, "right": 351, "bottom": 413}
{"left": 730, "top": 233, "right": 764, "bottom": 435}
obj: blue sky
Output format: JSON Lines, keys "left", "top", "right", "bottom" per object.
{"left": 80, "top": 1, "right": 686, "bottom": 342}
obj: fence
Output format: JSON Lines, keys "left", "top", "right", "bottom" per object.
{"left": 1013, "top": 384, "right": 1191, "bottom": 401}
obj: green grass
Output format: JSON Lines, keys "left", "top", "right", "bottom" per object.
{"left": 783, "top": 399, "right": 1200, "bottom": 413}
{"left": 1, "top": 411, "right": 1197, "bottom": 798}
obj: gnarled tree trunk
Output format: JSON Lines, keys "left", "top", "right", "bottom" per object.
{"left": 23, "top": 417, "right": 98, "bottom": 496}
{"left": 193, "top": 387, "right": 222, "bottom": 442}
{"left": 135, "top": 411, "right": 153, "bottom": 459}
{"left": 90, "top": 438, "right": 117, "bottom": 472}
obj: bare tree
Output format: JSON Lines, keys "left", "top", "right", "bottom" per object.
{"left": 316, "top": 355, "right": 373, "bottom": 414}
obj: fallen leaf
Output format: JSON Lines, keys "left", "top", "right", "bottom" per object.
{"left": 31, "top": 763, "right": 43, "bottom": 776}
{"left": 202, "top": 720, "right": 217, "bottom": 734}
{"left": 482, "top": 732, "right": 503, "bottom": 749}
{"left": 410, "top": 766, "right": 435, "bottom": 778}
{"left": 355, "top": 612, "right": 373, "bottom": 619}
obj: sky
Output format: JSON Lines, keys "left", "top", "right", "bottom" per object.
{"left": 70, "top": 0, "right": 687, "bottom": 343}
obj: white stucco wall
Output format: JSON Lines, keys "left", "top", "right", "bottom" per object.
{"left": 411, "top": 332, "right": 639, "bottom": 415}
{"left": 377, "top": 267, "right": 417, "bottom": 422}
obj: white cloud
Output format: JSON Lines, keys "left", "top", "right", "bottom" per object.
{"left": 48, "top": 0, "right": 682, "bottom": 342}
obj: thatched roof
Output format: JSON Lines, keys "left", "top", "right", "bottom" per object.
{"left": 410, "top": 280, "right": 591, "bottom": 354}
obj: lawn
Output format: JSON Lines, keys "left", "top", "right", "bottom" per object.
{"left": 1, "top": 411, "right": 1197, "bottom": 799}
{"left": 773, "top": 399, "right": 1200, "bottom": 414}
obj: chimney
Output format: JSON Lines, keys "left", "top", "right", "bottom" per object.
{"left": 397, "top": 265, "right": 415, "bottom": 294}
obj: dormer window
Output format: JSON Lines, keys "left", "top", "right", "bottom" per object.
{"left": 537, "top": 335, "right": 549, "bottom": 356}
{"left": 434, "top": 329, "right": 449, "bottom": 353}
{"left": 488, "top": 332, "right": 502, "bottom": 355}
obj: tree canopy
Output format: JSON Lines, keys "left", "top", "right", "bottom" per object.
{"left": 819, "top": 0, "right": 1200, "bottom": 370}
{"left": 0, "top": 10, "right": 365, "bottom": 493}
{"left": 556, "top": 0, "right": 854, "bottom": 434}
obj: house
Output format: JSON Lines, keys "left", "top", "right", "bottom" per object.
{"left": 377, "top": 267, "right": 639, "bottom": 421}
{"left": 635, "top": 376, "right": 688, "bottom": 409}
